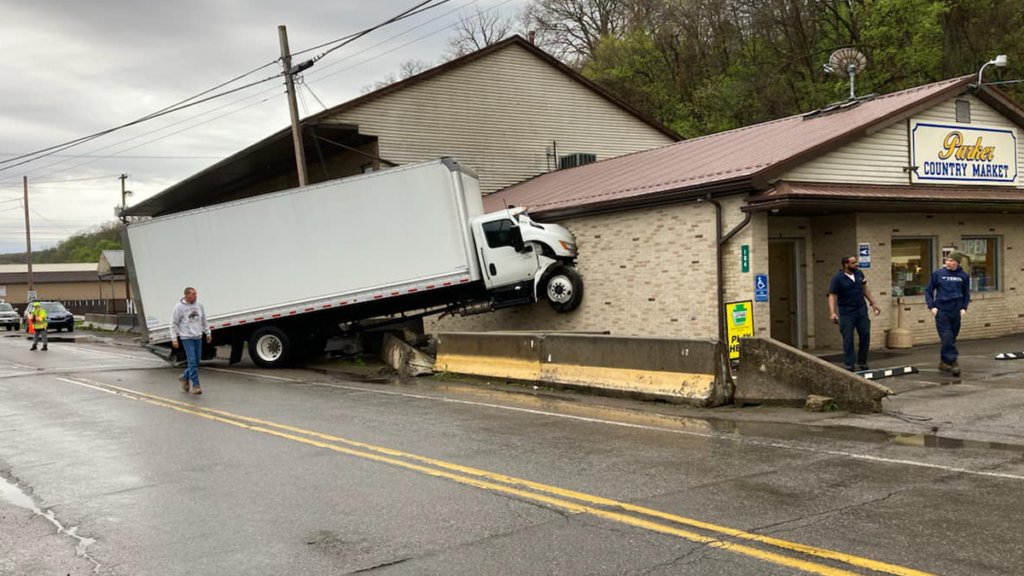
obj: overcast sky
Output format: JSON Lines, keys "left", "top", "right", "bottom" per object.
{"left": 0, "top": 0, "right": 524, "bottom": 254}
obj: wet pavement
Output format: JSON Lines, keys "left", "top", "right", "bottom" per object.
{"left": 1, "top": 335, "right": 1023, "bottom": 575}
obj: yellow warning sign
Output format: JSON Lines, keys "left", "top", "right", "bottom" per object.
{"left": 725, "top": 300, "right": 755, "bottom": 360}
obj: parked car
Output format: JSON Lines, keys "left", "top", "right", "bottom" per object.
{"left": 24, "top": 302, "right": 74, "bottom": 332}
{"left": 0, "top": 302, "right": 20, "bottom": 331}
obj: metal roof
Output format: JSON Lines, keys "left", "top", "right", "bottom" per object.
{"left": 0, "top": 263, "right": 98, "bottom": 273}
{"left": 485, "top": 76, "right": 997, "bottom": 217}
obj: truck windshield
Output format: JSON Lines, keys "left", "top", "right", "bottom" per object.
{"left": 0, "top": 304, "right": 13, "bottom": 312}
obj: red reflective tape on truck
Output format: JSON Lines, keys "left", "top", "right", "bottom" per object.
{"left": 323, "top": 304, "right": 332, "bottom": 309}
{"left": 272, "top": 314, "right": 281, "bottom": 318}
{"left": 304, "top": 308, "right": 315, "bottom": 312}
{"left": 222, "top": 323, "right": 231, "bottom": 327}
{"left": 408, "top": 288, "right": 418, "bottom": 293}
{"left": 459, "top": 278, "right": 469, "bottom": 283}
{"left": 339, "top": 302, "right": 348, "bottom": 306}
{"left": 391, "top": 292, "right": 399, "bottom": 296}
{"left": 254, "top": 317, "right": 264, "bottom": 321}
{"left": 289, "top": 311, "right": 297, "bottom": 315}
{"left": 426, "top": 285, "right": 435, "bottom": 289}
{"left": 443, "top": 282, "right": 451, "bottom": 286}
{"left": 238, "top": 320, "right": 247, "bottom": 325}
{"left": 373, "top": 295, "right": 383, "bottom": 300}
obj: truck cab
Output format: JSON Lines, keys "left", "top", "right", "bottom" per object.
{"left": 471, "top": 207, "right": 583, "bottom": 312}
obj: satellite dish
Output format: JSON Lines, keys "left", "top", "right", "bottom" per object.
{"left": 825, "top": 48, "right": 868, "bottom": 100}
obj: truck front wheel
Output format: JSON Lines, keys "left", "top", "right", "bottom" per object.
{"left": 544, "top": 265, "right": 584, "bottom": 313}
{"left": 249, "top": 326, "right": 292, "bottom": 368}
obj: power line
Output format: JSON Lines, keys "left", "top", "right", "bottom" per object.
{"left": 303, "top": 82, "right": 330, "bottom": 111}
{"left": 0, "top": 72, "right": 284, "bottom": 174}
{"left": 0, "top": 90, "right": 286, "bottom": 189}
{"left": 0, "top": 153, "right": 226, "bottom": 160}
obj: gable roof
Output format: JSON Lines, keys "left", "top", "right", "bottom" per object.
{"left": 124, "top": 36, "right": 677, "bottom": 218}
{"left": 484, "top": 75, "right": 1016, "bottom": 218}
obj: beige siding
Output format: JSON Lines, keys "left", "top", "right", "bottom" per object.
{"left": 780, "top": 94, "right": 1024, "bottom": 188}
{"left": 323, "top": 43, "right": 675, "bottom": 194}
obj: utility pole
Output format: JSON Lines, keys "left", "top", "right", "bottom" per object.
{"left": 278, "top": 25, "right": 308, "bottom": 187}
{"left": 22, "top": 176, "right": 33, "bottom": 297}
{"left": 119, "top": 174, "right": 132, "bottom": 313}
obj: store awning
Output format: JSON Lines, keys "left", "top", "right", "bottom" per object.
{"left": 747, "top": 181, "right": 1024, "bottom": 215}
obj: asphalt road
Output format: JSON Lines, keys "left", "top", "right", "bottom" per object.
{"left": 1, "top": 335, "right": 1023, "bottom": 576}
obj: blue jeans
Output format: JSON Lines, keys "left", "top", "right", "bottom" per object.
{"left": 935, "top": 309, "right": 962, "bottom": 364}
{"left": 839, "top": 311, "right": 870, "bottom": 368}
{"left": 180, "top": 338, "right": 202, "bottom": 387}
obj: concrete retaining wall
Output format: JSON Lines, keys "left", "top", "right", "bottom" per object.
{"left": 435, "top": 332, "right": 733, "bottom": 407}
{"left": 736, "top": 337, "right": 892, "bottom": 413}
{"left": 84, "top": 313, "right": 118, "bottom": 331}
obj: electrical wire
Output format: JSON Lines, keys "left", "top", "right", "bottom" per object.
{"left": 303, "top": 83, "right": 330, "bottom": 111}
{"left": 28, "top": 208, "right": 75, "bottom": 235}
{"left": 307, "top": 0, "right": 513, "bottom": 85}
{"left": 294, "top": 0, "right": 448, "bottom": 61}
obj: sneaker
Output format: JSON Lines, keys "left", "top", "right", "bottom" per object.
{"left": 29, "top": 346, "right": 36, "bottom": 351}
{"left": 179, "top": 376, "right": 189, "bottom": 392}
{"left": 192, "top": 386, "right": 202, "bottom": 395}
{"left": 858, "top": 364, "right": 870, "bottom": 371}
{"left": 939, "top": 361, "right": 953, "bottom": 373}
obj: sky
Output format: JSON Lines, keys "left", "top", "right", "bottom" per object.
{"left": 0, "top": 0, "right": 525, "bottom": 254}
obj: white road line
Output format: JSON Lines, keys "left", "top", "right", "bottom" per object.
{"left": 197, "top": 368, "right": 1024, "bottom": 482}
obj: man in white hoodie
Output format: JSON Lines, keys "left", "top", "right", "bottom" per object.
{"left": 170, "top": 287, "right": 212, "bottom": 394}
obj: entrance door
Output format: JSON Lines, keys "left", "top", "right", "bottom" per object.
{"left": 768, "top": 240, "right": 800, "bottom": 346}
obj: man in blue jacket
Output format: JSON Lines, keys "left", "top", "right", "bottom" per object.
{"left": 925, "top": 252, "right": 971, "bottom": 376}
{"left": 829, "top": 255, "right": 882, "bottom": 371}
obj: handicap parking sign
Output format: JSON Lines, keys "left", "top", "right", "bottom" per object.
{"left": 754, "top": 274, "right": 768, "bottom": 302}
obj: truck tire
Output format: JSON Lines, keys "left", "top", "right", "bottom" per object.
{"left": 249, "top": 326, "right": 292, "bottom": 368}
{"left": 543, "top": 265, "right": 584, "bottom": 313}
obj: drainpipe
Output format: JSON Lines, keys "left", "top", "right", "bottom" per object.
{"left": 702, "top": 194, "right": 752, "bottom": 345}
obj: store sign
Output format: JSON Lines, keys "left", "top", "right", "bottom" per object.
{"left": 910, "top": 120, "right": 1018, "bottom": 185}
{"left": 741, "top": 245, "right": 750, "bottom": 273}
{"left": 725, "top": 300, "right": 755, "bottom": 360}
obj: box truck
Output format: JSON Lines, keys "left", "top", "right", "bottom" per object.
{"left": 125, "top": 158, "right": 582, "bottom": 367}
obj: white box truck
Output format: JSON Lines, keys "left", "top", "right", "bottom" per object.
{"left": 124, "top": 158, "right": 582, "bottom": 367}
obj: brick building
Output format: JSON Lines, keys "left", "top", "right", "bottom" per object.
{"left": 435, "top": 75, "right": 1024, "bottom": 353}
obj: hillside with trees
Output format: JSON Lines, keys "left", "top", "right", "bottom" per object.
{"left": 0, "top": 221, "right": 122, "bottom": 264}
{"left": 437, "top": 0, "right": 1024, "bottom": 138}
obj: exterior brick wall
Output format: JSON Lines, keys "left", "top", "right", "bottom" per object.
{"left": 427, "top": 199, "right": 733, "bottom": 338}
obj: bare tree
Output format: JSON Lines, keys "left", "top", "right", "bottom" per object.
{"left": 523, "top": 0, "right": 635, "bottom": 63}
{"left": 445, "top": 6, "right": 515, "bottom": 59}
{"left": 360, "top": 59, "right": 434, "bottom": 94}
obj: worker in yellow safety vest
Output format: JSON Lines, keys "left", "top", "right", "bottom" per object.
{"left": 29, "top": 302, "right": 48, "bottom": 351}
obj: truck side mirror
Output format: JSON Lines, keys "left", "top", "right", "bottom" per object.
{"left": 511, "top": 226, "right": 526, "bottom": 253}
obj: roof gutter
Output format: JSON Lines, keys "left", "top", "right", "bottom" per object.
{"left": 702, "top": 194, "right": 752, "bottom": 346}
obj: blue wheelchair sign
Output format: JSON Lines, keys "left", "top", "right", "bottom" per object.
{"left": 755, "top": 274, "right": 769, "bottom": 302}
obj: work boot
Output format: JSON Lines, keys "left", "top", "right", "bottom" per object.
{"left": 192, "top": 386, "right": 202, "bottom": 395}
{"left": 41, "top": 346, "right": 47, "bottom": 351}
{"left": 844, "top": 364, "right": 855, "bottom": 372}
{"left": 29, "top": 346, "right": 36, "bottom": 351}
{"left": 179, "top": 376, "right": 189, "bottom": 392}
{"left": 938, "top": 361, "right": 953, "bottom": 373}
{"left": 858, "top": 363, "right": 870, "bottom": 371}
{"left": 951, "top": 361, "right": 961, "bottom": 376}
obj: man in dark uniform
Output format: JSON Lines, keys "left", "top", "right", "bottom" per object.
{"left": 925, "top": 251, "right": 971, "bottom": 376}
{"left": 828, "top": 255, "right": 881, "bottom": 371}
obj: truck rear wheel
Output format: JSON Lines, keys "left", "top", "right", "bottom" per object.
{"left": 249, "top": 326, "right": 292, "bottom": 368}
{"left": 544, "top": 265, "right": 584, "bottom": 313}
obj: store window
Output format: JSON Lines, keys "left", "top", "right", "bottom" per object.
{"left": 891, "top": 238, "right": 934, "bottom": 297}
{"left": 961, "top": 237, "right": 1000, "bottom": 292}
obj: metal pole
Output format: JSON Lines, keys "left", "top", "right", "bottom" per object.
{"left": 279, "top": 25, "right": 308, "bottom": 187}
{"left": 23, "top": 176, "right": 33, "bottom": 295}
{"left": 120, "top": 174, "right": 132, "bottom": 313}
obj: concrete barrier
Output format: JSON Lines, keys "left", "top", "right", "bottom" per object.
{"left": 116, "top": 314, "right": 138, "bottom": 333}
{"left": 435, "top": 332, "right": 733, "bottom": 407}
{"left": 381, "top": 333, "right": 435, "bottom": 377}
{"left": 735, "top": 337, "right": 892, "bottom": 413}
{"left": 434, "top": 332, "right": 542, "bottom": 382}
{"left": 83, "top": 313, "right": 118, "bottom": 331}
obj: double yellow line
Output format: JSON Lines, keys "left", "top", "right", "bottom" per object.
{"left": 56, "top": 376, "right": 941, "bottom": 576}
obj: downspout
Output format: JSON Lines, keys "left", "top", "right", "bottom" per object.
{"left": 703, "top": 194, "right": 752, "bottom": 344}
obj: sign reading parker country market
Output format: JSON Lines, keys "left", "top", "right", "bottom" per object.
{"left": 910, "top": 120, "right": 1018, "bottom": 186}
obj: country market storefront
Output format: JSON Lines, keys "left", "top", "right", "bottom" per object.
{"left": 432, "top": 74, "right": 1024, "bottom": 357}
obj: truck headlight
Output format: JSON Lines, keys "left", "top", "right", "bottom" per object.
{"left": 559, "top": 240, "right": 577, "bottom": 253}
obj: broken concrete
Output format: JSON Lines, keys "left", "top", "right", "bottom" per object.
{"left": 805, "top": 395, "right": 835, "bottom": 412}
{"left": 736, "top": 337, "right": 892, "bottom": 413}
{"left": 381, "top": 333, "right": 435, "bottom": 377}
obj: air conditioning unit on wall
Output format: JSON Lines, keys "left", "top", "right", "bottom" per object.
{"left": 558, "top": 153, "right": 597, "bottom": 170}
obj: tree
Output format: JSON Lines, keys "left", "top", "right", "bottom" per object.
{"left": 445, "top": 6, "right": 515, "bottom": 59}
{"left": 360, "top": 59, "right": 434, "bottom": 94}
